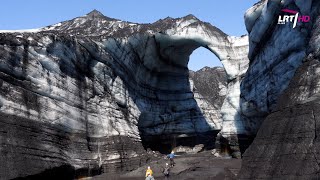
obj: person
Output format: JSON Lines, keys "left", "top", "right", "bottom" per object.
{"left": 163, "top": 163, "right": 170, "bottom": 179}
{"left": 167, "top": 151, "right": 176, "bottom": 167}
{"left": 145, "top": 166, "right": 154, "bottom": 180}
{"left": 145, "top": 172, "right": 155, "bottom": 180}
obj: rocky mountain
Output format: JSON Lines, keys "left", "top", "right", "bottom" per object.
{"left": 0, "top": 10, "right": 249, "bottom": 179}
{"left": 239, "top": 0, "right": 320, "bottom": 179}
{"left": 189, "top": 66, "right": 227, "bottom": 109}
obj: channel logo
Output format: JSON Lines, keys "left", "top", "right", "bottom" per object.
{"left": 278, "top": 9, "right": 310, "bottom": 29}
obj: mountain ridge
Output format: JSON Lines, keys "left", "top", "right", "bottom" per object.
{"left": 0, "top": 10, "right": 231, "bottom": 38}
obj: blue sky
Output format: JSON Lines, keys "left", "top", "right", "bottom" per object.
{"left": 0, "top": 0, "right": 257, "bottom": 71}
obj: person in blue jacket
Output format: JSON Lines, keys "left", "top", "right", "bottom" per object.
{"left": 167, "top": 151, "right": 176, "bottom": 167}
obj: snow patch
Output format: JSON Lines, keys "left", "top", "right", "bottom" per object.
{"left": 0, "top": 28, "right": 42, "bottom": 33}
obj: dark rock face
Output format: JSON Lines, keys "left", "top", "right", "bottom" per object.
{"left": 239, "top": 0, "right": 320, "bottom": 179}
{"left": 0, "top": 112, "right": 149, "bottom": 179}
{"left": 189, "top": 67, "right": 227, "bottom": 108}
{"left": 0, "top": 11, "right": 249, "bottom": 179}
{"left": 239, "top": 58, "right": 320, "bottom": 179}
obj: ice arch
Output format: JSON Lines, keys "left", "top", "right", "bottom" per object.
{"left": 153, "top": 30, "right": 250, "bottom": 151}
{"left": 0, "top": 12, "right": 252, "bottom": 179}
{"left": 154, "top": 32, "right": 248, "bottom": 81}
{"left": 152, "top": 30, "right": 249, "bottom": 157}
{"left": 101, "top": 22, "right": 249, "bottom": 155}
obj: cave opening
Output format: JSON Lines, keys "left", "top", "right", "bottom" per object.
{"left": 139, "top": 45, "right": 228, "bottom": 154}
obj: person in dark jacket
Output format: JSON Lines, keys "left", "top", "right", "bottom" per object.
{"left": 163, "top": 163, "right": 170, "bottom": 179}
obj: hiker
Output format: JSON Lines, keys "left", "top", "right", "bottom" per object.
{"left": 167, "top": 151, "right": 176, "bottom": 167}
{"left": 163, "top": 163, "right": 170, "bottom": 179}
{"left": 145, "top": 166, "right": 154, "bottom": 180}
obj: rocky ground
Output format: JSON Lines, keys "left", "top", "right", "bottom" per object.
{"left": 90, "top": 151, "right": 241, "bottom": 180}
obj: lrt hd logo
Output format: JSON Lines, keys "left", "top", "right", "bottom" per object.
{"left": 278, "top": 9, "right": 310, "bottom": 28}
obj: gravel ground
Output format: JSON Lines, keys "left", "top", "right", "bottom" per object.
{"left": 89, "top": 152, "right": 241, "bottom": 180}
